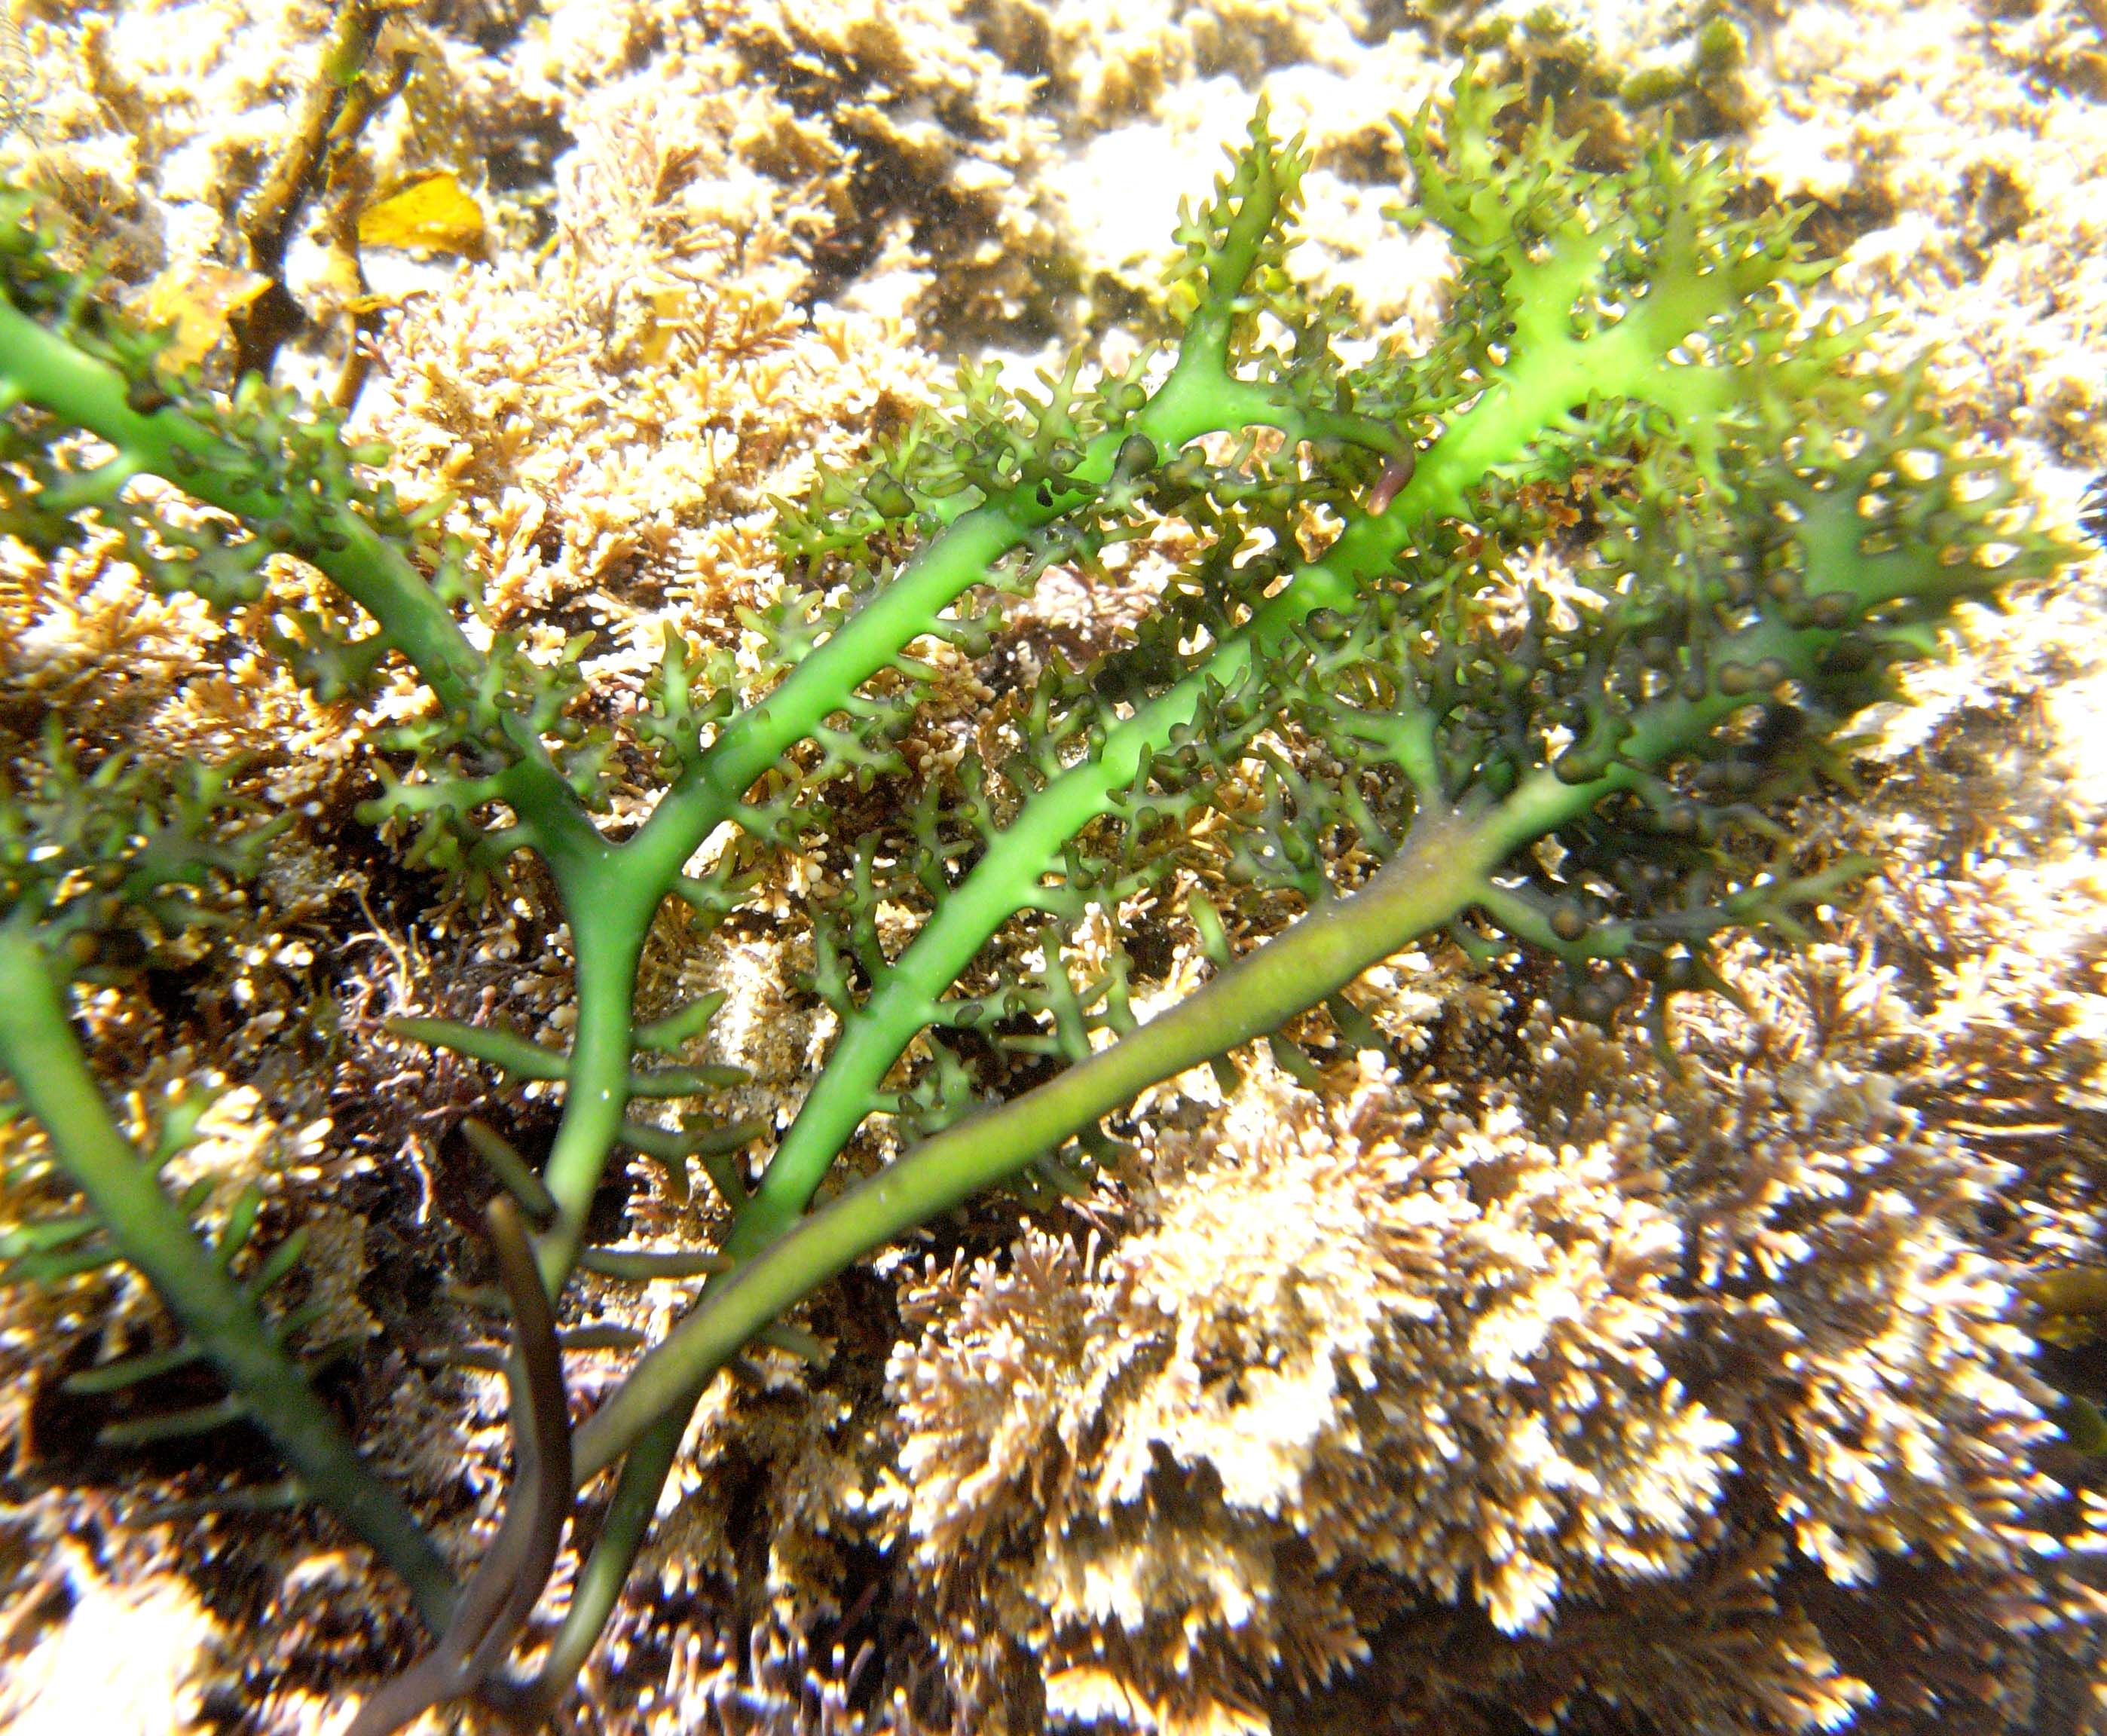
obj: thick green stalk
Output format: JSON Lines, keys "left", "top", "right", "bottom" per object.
{"left": 526, "top": 870, "right": 656, "bottom": 1289}
{"left": 0, "top": 924, "right": 460, "bottom": 1631}
{"left": 540, "top": 777, "right": 1516, "bottom": 1679}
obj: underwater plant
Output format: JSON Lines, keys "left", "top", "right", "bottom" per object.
{"left": 0, "top": 64, "right": 2073, "bottom": 1730}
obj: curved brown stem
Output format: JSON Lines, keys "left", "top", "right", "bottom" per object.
{"left": 345, "top": 1197, "right": 574, "bottom": 1736}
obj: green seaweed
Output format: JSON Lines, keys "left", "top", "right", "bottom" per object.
{"left": 0, "top": 66, "right": 2074, "bottom": 1728}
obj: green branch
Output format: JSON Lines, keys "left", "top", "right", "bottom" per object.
{"left": 0, "top": 925, "right": 458, "bottom": 1631}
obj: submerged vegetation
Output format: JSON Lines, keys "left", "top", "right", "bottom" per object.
{"left": 0, "top": 48, "right": 2083, "bottom": 1736}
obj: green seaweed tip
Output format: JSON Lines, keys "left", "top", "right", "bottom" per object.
{"left": 0, "top": 66, "right": 2076, "bottom": 1731}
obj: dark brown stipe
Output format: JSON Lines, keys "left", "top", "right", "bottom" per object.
{"left": 344, "top": 1196, "right": 573, "bottom": 1736}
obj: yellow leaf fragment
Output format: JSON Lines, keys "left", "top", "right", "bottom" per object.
{"left": 356, "top": 171, "right": 486, "bottom": 257}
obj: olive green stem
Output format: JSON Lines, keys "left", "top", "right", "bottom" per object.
{"left": 0, "top": 921, "right": 459, "bottom": 1631}
{"left": 573, "top": 776, "right": 1589, "bottom": 1478}
{"left": 229, "top": 0, "right": 388, "bottom": 379}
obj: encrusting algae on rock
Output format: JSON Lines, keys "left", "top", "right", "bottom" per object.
{"left": 2, "top": 1, "right": 2107, "bottom": 1734}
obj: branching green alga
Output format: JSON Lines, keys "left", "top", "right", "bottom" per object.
{"left": 0, "top": 69, "right": 2072, "bottom": 1730}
